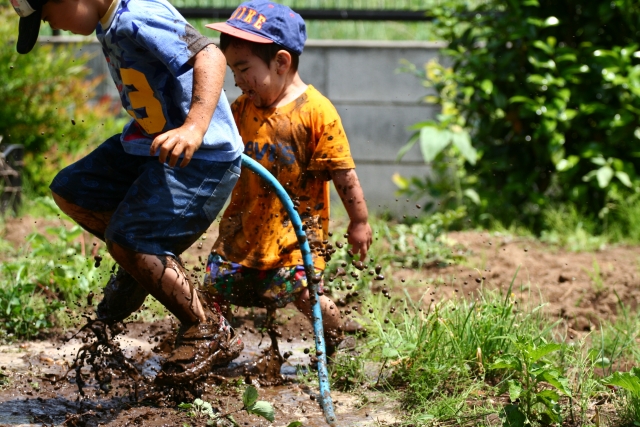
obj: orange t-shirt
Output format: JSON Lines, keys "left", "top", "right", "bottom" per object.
{"left": 212, "top": 85, "right": 355, "bottom": 270}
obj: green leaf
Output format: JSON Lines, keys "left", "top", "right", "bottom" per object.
{"left": 382, "top": 346, "right": 400, "bottom": 359}
{"left": 597, "top": 166, "right": 614, "bottom": 188}
{"left": 463, "top": 189, "right": 480, "bottom": 205}
{"left": 419, "top": 127, "right": 451, "bottom": 163}
{"left": 528, "top": 343, "right": 561, "bottom": 362}
{"left": 533, "top": 40, "right": 553, "bottom": 55}
{"left": 247, "top": 401, "right": 275, "bottom": 422}
{"left": 527, "top": 74, "right": 547, "bottom": 85}
{"left": 616, "top": 171, "right": 632, "bottom": 187}
{"left": 526, "top": 17, "right": 544, "bottom": 27}
{"left": 178, "top": 403, "right": 193, "bottom": 410}
{"left": 544, "top": 16, "right": 560, "bottom": 26}
{"left": 541, "top": 371, "right": 572, "bottom": 396}
{"left": 556, "top": 53, "right": 577, "bottom": 62}
{"left": 604, "top": 371, "right": 640, "bottom": 396}
{"left": 508, "top": 380, "right": 522, "bottom": 401}
{"left": 397, "top": 133, "right": 418, "bottom": 161}
{"left": 391, "top": 173, "right": 410, "bottom": 190}
{"left": 407, "top": 120, "right": 437, "bottom": 131}
{"left": 500, "top": 404, "right": 526, "bottom": 427}
{"left": 537, "top": 389, "right": 561, "bottom": 402}
{"left": 243, "top": 385, "right": 259, "bottom": 408}
{"left": 480, "top": 79, "right": 493, "bottom": 95}
{"left": 594, "top": 357, "right": 612, "bottom": 368}
{"left": 451, "top": 130, "right": 477, "bottom": 165}
{"left": 287, "top": 422, "right": 303, "bottom": 427}
{"left": 509, "top": 95, "right": 535, "bottom": 104}
{"left": 490, "top": 357, "right": 518, "bottom": 371}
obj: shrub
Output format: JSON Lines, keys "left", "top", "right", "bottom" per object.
{"left": 0, "top": 4, "right": 123, "bottom": 196}
{"left": 0, "top": 215, "right": 113, "bottom": 339}
{"left": 407, "top": 0, "right": 640, "bottom": 231}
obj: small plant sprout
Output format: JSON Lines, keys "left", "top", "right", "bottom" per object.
{"left": 242, "top": 385, "right": 275, "bottom": 422}
{"left": 491, "top": 338, "right": 571, "bottom": 426}
{"left": 604, "top": 367, "right": 640, "bottom": 423}
{"left": 178, "top": 398, "right": 215, "bottom": 421}
{"left": 179, "top": 386, "right": 275, "bottom": 426}
{"left": 584, "top": 258, "right": 605, "bottom": 295}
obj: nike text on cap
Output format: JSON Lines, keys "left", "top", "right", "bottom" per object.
{"left": 206, "top": 0, "right": 307, "bottom": 56}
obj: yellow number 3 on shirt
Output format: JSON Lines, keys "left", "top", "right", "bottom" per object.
{"left": 120, "top": 68, "right": 167, "bottom": 134}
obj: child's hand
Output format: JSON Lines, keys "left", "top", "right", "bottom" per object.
{"left": 347, "top": 220, "right": 372, "bottom": 260}
{"left": 150, "top": 125, "right": 204, "bottom": 168}
{"left": 149, "top": 45, "right": 226, "bottom": 168}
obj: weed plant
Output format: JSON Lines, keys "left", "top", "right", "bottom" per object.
{"left": 558, "top": 337, "right": 609, "bottom": 426}
{"left": 596, "top": 300, "right": 640, "bottom": 371}
{"left": 324, "top": 210, "right": 464, "bottom": 296}
{"left": 326, "top": 266, "right": 640, "bottom": 425}
{"left": 0, "top": 220, "right": 113, "bottom": 340}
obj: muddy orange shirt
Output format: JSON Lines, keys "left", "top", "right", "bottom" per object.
{"left": 212, "top": 85, "right": 355, "bottom": 270}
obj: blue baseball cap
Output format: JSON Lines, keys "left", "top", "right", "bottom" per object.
{"left": 206, "top": 0, "right": 307, "bottom": 55}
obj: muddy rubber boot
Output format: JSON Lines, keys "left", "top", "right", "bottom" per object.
{"left": 96, "top": 267, "right": 149, "bottom": 322}
{"left": 154, "top": 306, "right": 244, "bottom": 385}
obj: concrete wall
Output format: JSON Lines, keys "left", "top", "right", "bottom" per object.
{"left": 42, "top": 37, "right": 443, "bottom": 214}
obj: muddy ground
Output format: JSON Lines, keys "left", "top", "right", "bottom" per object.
{"left": 2, "top": 217, "right": 640, "bottom": 426}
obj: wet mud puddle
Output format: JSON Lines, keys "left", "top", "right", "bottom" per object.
{"left": 0, "top": 320, "right": 398, "bottom": 427}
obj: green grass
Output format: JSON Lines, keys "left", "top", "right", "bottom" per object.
{"left": 6, "top": 200, "right": 640, "bottom": 425}
{"left": 486, "top": 198, "right": 640, "bottom": 252}
{"left": 326, "top": 266, "right": 640, "bottom": 426}
{"left": 0, "top": 197, "right": 173, "bottom": 340}
{"left": 0, "top": 220, "right": 114, "bottom": 339}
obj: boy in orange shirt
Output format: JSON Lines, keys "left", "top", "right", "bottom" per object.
{"left": 204, "top": 0, "right": 372, "bottom": 356}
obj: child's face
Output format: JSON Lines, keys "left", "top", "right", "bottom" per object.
{"left": 224, "top": 43, "right": 284, "bottom": 108}
{"left": 41, "top": 0, "right": 101, "bottom": 35}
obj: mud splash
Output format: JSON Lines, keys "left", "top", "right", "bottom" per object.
{"left": 246, "top": 308, "right": 286, "bottom": 386}
{"left": 64, "top": 318, "right": 145, "bottom": 399}
{"left": 0, "top": 312, "right": 400, "bottom": 427}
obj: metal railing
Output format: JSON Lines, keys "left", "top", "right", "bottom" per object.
{"left": 177, "top": 7, "right": 433, "bottom": 20}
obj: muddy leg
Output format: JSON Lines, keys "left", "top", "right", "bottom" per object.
{"left": 52, "top": 192, "right": 113, "bottom": 239}
{"left": 293, "top": 288, "right": 343, "bottom": 343}
{"left": 264, "top": 307, "right": 283, "bottom": 363}
{"left": 107, "top": 241, "right": 205, "bottom": 325}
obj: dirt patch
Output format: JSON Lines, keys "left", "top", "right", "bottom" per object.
{"left": 4, "top": 219, "right": 639, "bottom": 425}
{"left": 0, "top": 312, "right": 397, "bottom": 427}
{"left": 396, "top": 231, "right": 640, "bottom": 334}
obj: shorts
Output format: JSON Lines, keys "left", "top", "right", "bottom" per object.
{"left": 202, "top": 254, "right": 324, "bottom": 308}
{"left": 50, "top": 134, "right": 241, "bottom": 256}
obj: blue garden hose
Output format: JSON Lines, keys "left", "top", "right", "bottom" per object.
{"left": 241, "top": 154, "right": 337, "bottom": 426}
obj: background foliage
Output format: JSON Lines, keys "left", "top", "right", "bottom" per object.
{"left": 0, "top": 5, "right": 123, "bottom": 196}
{"left": 403, "top": 0, "right": 640, "bottom": 232}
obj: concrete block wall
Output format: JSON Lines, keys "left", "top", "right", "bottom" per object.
{"left": 42, "top": 37, "right": 444, "bottom": 214}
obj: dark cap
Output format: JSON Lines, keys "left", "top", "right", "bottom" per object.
{"left": 206, "top": 0, "right": 307, "bottom": 55}
{"left": 10, "top": 0, "right": 48, "bottom": 54}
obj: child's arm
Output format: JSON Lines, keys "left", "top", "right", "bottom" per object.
{"left": 149, "top": 45, "right": 226, "bottom": 168}
{"left": 331, "top": 168, "right": 372, "bottom": 260}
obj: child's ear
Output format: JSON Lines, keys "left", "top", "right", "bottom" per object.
{"left": 275, "top": 50, "right": 292, "bottom": 75}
